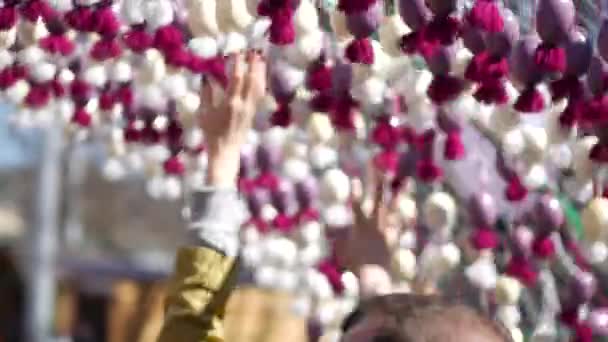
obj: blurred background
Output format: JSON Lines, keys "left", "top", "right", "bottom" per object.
{"left": 0, "top": 102, "right": 308, "bottom": 342}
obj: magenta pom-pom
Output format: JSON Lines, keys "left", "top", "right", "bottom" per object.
{"left": 123, "top": 27, "right": 153, "bottom": 53}
{"left": 514, "top": 86, "right": 545, "bottom": 113}
{"left": 427, "top": 75, "right": 465, "bottom": 105}
{"left": 534, "top": 44, "right": 567, "bottom": 74}
{"left": 345, "top": 38, "right": 375, "bottom": 65}
{"left": 467, "top": 0, "right": 503, "bottom": 33}
{"left": 444, "top": 131, "right": 465, "bottom": 160}
{"left": 0, "top": 5, "right": 18, "bottom": 30}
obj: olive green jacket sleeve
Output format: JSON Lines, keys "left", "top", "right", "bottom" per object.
{"left": 158, "top": 188, "right": 248, "bottom": 342}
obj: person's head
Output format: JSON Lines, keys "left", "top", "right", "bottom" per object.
{"left": 339, "top": 294, "right": 513, "bottom": 342}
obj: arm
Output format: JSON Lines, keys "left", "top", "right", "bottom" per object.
{"left": 158, "top": 51, "right": 266, "bottom": 342}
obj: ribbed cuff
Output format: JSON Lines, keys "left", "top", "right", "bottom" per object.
{"left": 187, "top": 186, "right": 248, "bottom": 257}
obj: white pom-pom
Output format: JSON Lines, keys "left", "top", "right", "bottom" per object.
{"left": 439, "top": 242, "right": 461, "bottom": 269}
{"left": 501, "top": 128, "right": 525, "bottom": 157}
{"left": 0, "top": 51, "right": 14, "bottom": 70}
{"left": 548, "top": 144, "right": 572, "bottom": 169}
{"left": 309, "top": 145, "right": 338, "bottom": 171}
{"left": 306, "top": 270, "right": 333, "bottom": 299}
{"left": 341, "top": 272, "right": 359, "bottom": 298}
{"left": 522, "top": 163, "right": 547, "bottom": 189}
{"left": 140, "top": 49, "right": 167, "bottom": 84}
{"left": 187, "top": 0, "right": 221, "bottom": 36}
{"left": 255, "top": 265, "right": 279, "bottom": 288}
{"left": 110, "top": 60, "right": 133, "bottom": 83}
{"left": 572, "top": 136, "right": 599, "bottom": 180}
{"left": 177, "top": 92, "right": 201, "bottom": 118}
{"left": 465, "top": 257, "right": 498, "bottom": 290}
{"left": 138, "top": 85, "right": 167, "bottom": 111}
{"left": 221, "top": 31, "right": 247, "bottom": 54}
{"left": 587, "top": 241, "right": 608, "bottom": 264}
{"left": 495, "top": 276, "right": 522, "bottom": 305}
{"left": 217, "top": 0, "right": 254, "bottom": 32}
{"left": 146, "top": 176, "right": 165, "bottom": 199}
{"left": 272, "top": 238, "right": 299, "bottom": 267}
{"left": 240, "top": 225, "right": 261, "bottom": 245}
{"left": 184, "top": 128, "right": 204, "bottom": 149}
{"left": 378, "top": 15, "right": 410, "bottom": 57}
{"left": 57, "top": 69, "right": 75, "bottom": 85}
{"left": 121, "top": 0, "right": 145, "bottom": 24}
{"left": 307, "top": 113, "right": 335, "bottom": 144}
{"left": 393, "top": 248, "right": 417, "bottom": 281}
{"left": 125, "top": 151, "right": 145, "bottom": 172}
{"left": 161, "top": 74, "right": 189, "bottom": 99}
{"left": 396, "top": 195, "right": 417, "bottom": 224}
{"left": 322, "top": 204, "right": 352, "bottom": 227}
{"left": 242, "top": 243, "right": 263, "bottom": 267}
{"left": 143, "top": 0, "right": 174, "bottom": 30}
{"left": 143, "top": 144, "right": 171, "bottom": 164}
{"left": 261, "top": 126, "right": 289, "bottom": 149}
{"left": 291, "top": 295, "right": 313, "bottom": 317}
{"left": 102, "top": 158, "right": 127, "bottom": 181}
{"left": 316, "top": 301, "right": 339, "bottom": 326}
{"left": 299, "top": 244, "right": 324, "bottom": 266}
{"left": 83, "top": 65, "right": 108, "bottom": 88}
{"left": 497, "top": 305, "right": 521, "bottom": 327}
{"left": 189, "top": 36, "right": 219, "bottom": 59}
{"left": 0, "top": 28, "right": 17, "bottom": 51}
{"left": 350, "top": 77, "right": 387, "bottom": 107}
{"left": 246, "top": 18, "right": 272, "bottom": 50}
{"left": 321, "top": 168, "right": 351, "bottom": 204}
{"left": 17, "top": 47, "right": 45, "bottom": 67}
{"left": 452, "top": 47, "right": 474, "bottom": 77}
{"left": 48, "top": 0, "right": 74, "bottom": 11}
{"left": 294, "top": 0, "right": 319, "bottom": 35}
{"left": 423, "top": 192, "right": 457, "bottom": 231}
{"left": 283, "top": 158, "right": 311, "bottom": 182}
{"left": 489, "top": 107, "right": 520, "bottom": 137}
{"left": 521, "top": 125, "right": 548, "bottom": 162}
{"left": 299, "top": 221, "right": 323, "bottom": 244}
{"left": 284, "top": 139, "right": 309, "bottom": 160}
{"left": 164, "top": 176, "right": 182, "bottom": 200}
{"left": 284, "top": 31, "right": 324, "bottom": 68}
{"left": 260, "top": 204, "right": 278, "bottom": 222}
{"left": 4, "top": 80, "right": 30, "bottom": 104}
{"left": 276, "top": 270, "right": 299, "bottom": 291}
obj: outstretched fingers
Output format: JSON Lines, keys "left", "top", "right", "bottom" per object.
{"left": 243, "top": 51, "right": 267, "bottom": 104}
{"left": 227, "top": 53, "right": 246, "bottom": 99}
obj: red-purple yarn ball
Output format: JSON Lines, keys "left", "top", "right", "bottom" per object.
{"left": 345, "top": 2, "right": 383, "bottom": 38}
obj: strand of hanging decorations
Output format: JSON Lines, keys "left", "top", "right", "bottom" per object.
{"left": 1, "top": 0, "right": 608, "bottom": 340}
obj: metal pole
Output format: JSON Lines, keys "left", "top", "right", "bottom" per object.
{"left": 25, "top": 113, "right": 63, "bottom": 342}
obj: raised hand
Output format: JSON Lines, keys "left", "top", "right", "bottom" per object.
{"left": 199, "top": 51, "right": 267, "bottom": 187}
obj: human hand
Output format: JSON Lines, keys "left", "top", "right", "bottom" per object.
{"left": 200, "top": 51, "right": 267, "bottom": 187}
{"left": 335, "top": 172, "right": 402, "bottom": 292}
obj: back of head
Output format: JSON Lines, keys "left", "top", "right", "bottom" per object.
{"left": 341, "top": 294, "right": 512, "bottom": 342}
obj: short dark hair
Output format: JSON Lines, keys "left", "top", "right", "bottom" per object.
{"left": 341, "top": 294, "right": 513, "bottom": 342}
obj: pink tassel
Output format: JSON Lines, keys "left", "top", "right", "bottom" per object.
{"left": 474, "top": 79, "right": 508, "bottom": 104}
{"left": 589, "top": 143, "right": 608, "bottom": 163}
{"left": 581, "top": 96, "right": 608, "bottom": 126}
{"left": 271, "top": 102, "right": 292, "bottom": 127}
{"left": 65, "top": 7, "right": 94, "bottom": 32}
{"left": 505, "top": 255, "right": 538, "bottom": 287}
{"left": 123, "top": 120, "right": 141, "bottom": 142}
{"left": 154, "top": 25, "right": 184, "bottom": 53}
{"left": 116, "top": 85, "right": 133, "bottom": 108}
{"left": 39, "top": 35, "right": 75, "bottom": 56}
{"left": 306, "top": 62, "right": 332, "bottom": 91}
{"left": 514, "top": 86, "right": 545, "bottom": 113}
{"left": 505, "top": 177, "right": 527, "bottom": 202}
{"left": 273, "top": 213, "right": 297, "bottom": 233}
{"left": 269, "top": 7, "right": 296, "bottom": 45}
{"left": 71, "top": 107, "right": 92, "bottom": 127}
{"left": 317, "top": 259, "right": 345, "bottom": 294}
{"left": 25, "top": 84, "right": 51, "bottom": 108}
{"left": 298, "top": 207, "right": 320, "bottom": 222}
{"left": 424, "top": 16, "right": 462, "bottom": 47}
{"left": 558, "top": 101, "right": 581, "bottom": 128}
{"left": 90, "top": 38, "right": 122, "bottom": 61}
{"left": 50, "top": 79, "right": 64, "bottom": 97}
{"left": 532, "top": 234, "right": 556, "bottom": 259}
{"left": 337, "top": 0, "right": 377, "bottom": 14}
{"left": 141, "top": 122, "right": 162, "bottom": 144}
{"left": 371, "top": 116, "right": 400, "bottom": 149}
{"left": 465, "top": 51, "right": 509, "bottom": 82}
{"left": 427, "top": 75, "right": 465, "bottom": 105}
{"left": 467, "top": 0, "right": 503, "bottom": 33}
{"left": 123, "top": 26, "right": 153, "bottom": 53}
{"left": 0, "top": 5, "right": 18, "bottom": 30}
{"left": 0, "top": 67, "right": 21, "bottom": 90}
{"left": 20, "top": 0, "right": 54, "bottom": 22}
{"left": 91, "top": 6, "right": 120, "bottom": 38}
{"left": 373, "top": 150, "right": 399, "bottom": 175}
{"left": 310, "top": 91, "right": 334, "bottom": 112}
{"left": 400, "top": 30, "right": 438, "bottom": 57}
{"left": 164, "top": 47, "right": 193, "bottom": 68}
{"left": 550, "top": 76, "right": 584, "bottom": 101}
{"left": 416, "top": 158, "right": 443, "bottom": 183}
{"left": 255, "top": 171, "right": 280, "bottom": 191}
{"left": 163, "top": 156, "right": 185, "bottom": 175}
{"left": 70, "top": 79, "right": 91, "bottom": 105}
{"left": 345, "top": 38, "right": 375, "bottom": 64}
{"left": 444, "top": 131, "right": 465, "bottom": 160}
{"left": 471, "top": 227, "right": 499, "bottom": 250}
{"left": 534, "top": 44, "right": 566, "bottom": 74}
{"left": 330, "top": 97, "right": 357, "bottom": 130}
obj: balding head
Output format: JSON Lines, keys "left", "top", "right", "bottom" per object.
{"left": 340, "top": 294, "right": 512, "bottom": 342}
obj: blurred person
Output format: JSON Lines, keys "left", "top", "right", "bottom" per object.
{"left": 157, "top": 51, "right": 510, "bottom": 342}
